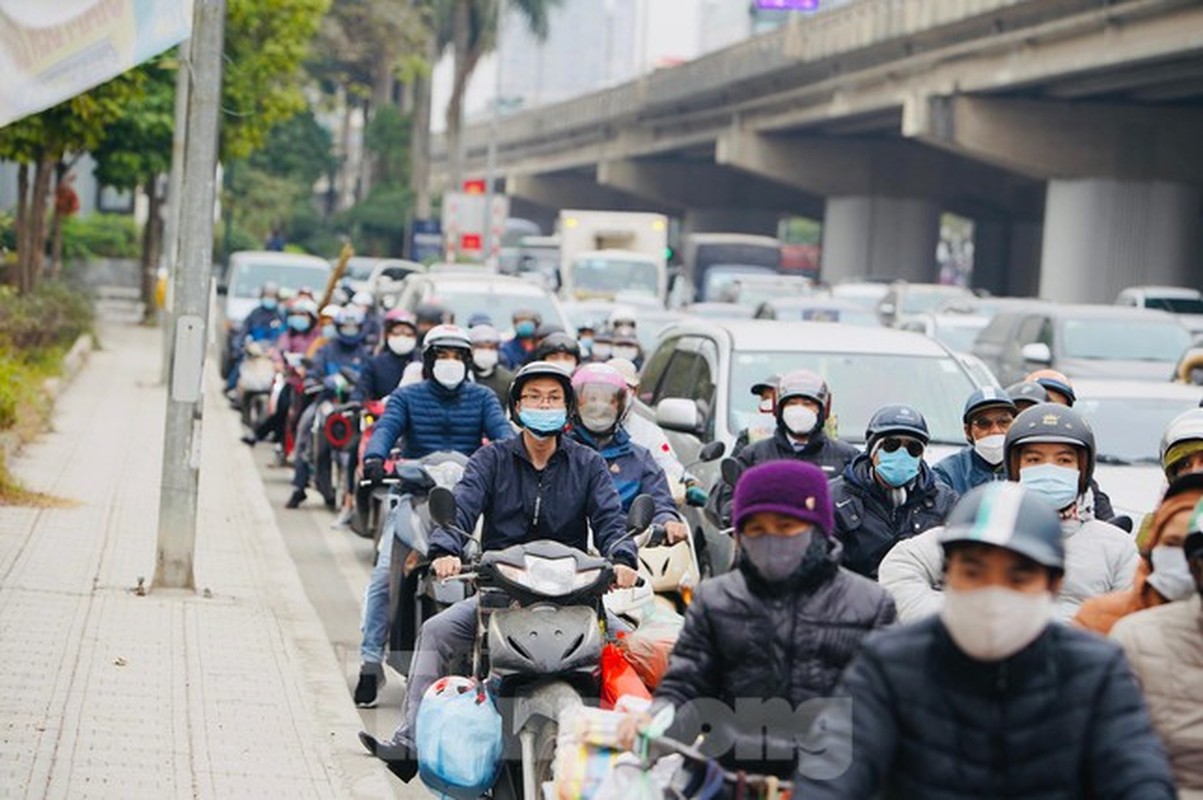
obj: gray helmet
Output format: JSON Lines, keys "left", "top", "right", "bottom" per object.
{"left": 865, "top": 404, "right": 929, "bottom": 449}
{"left": 962, "top": 386, "right": 1017, "bottom": 424}
{"left": 940, "top": 482, "right": 1065, "bottom": 573}
{"left": 1159, "top": 408, "right": 1203, "bottom": 479}
{"left": 1005, "top": 381, "right": 1048, "bottom": 409}
{"left": 1003, "top": 403, "right": 1095, "bottom": 493}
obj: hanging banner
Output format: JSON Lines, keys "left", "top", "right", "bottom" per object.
{"left": 0, "top": 0, "right": 193, "bottom": 128}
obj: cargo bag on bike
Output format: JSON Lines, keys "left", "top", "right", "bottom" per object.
{"left": 416, "top": 676, "right": 503, "bottom": 799}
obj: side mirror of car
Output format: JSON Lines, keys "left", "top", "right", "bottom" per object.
{"left": 216, "top": 284, "right": 228, "bottom": 296}
{"left": 655, "top": 397, "right": 701, "bottom": 435}
{"left": 1021, "top": 342, "right": 1052, "bottom": 365}
{"left": 429, "top": 486, "right": 457, "bottom": 528}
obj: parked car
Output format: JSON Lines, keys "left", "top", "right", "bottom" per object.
{"left": 383, "top": 272, "right": 570, "bottom": 336}
{"left": 216, "top": 250, "right": 331, "bottom": 377}
{"left": 753, "top": 296, "right": 881, "bottom": 327}
{"left": 828, "top": 280, "right": 891, "bottom": 311}
{"left": 1073, "top": 378, "right": 1203, "bottom": 523}
{"left": 875, "top": 281, "right": 975, "bottom": 327}
{"left": 972, "top": 304, "right": 1193, "bottom": 386}
{"left": 1116, "top": 285, "right": 1203, "bottom": 335}
{"left": 632, "top": 320, "right": 984, "bottom": 571}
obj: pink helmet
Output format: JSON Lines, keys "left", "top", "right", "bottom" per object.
{"left": 383, "top": 307, "right": 417, "bottom": 329}
{"left": 571, "top": 363, "right": 630, "bottom": 437}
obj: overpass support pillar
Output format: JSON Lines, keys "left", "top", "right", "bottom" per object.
{"left": 821, "top": 196, "right": 939, "bottom": 284}
{"left": 1039, "top": 179, "right": 1200, "bottom": 304}
{"left": 972, "top": 219, "right": 1042, "bottom": 298}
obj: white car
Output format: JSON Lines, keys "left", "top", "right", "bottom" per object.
{"left": 385, "top": 272, "right": 570, "bottom": 335}
{"left": 1116, "top": 285, "right": 1203, "bottom": 336}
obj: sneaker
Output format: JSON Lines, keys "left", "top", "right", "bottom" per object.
{"left": 354, "top": 663, "right": 385, "bottom": 707}
{"left": 285, "top": 489, "right": 307, "bottom": 509}
{"left": 323, "top": 493, "right": 337, "bottom": 512}
{"left": 240, "top": 435, "right": 257, "bottom": 447}
{"left": 331, "top": 507, "right": 354, "bottom": 529}
{"left": 358, "top": 731, "right": 418, "bottom": 783}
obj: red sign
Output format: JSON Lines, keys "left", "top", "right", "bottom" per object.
{"left": 463, "top": 179, "right": 486, "bottom": 195}
{"left": 460, "top": 233, "right": 482, "bottom": 251}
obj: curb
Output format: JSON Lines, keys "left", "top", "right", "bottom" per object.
{"left": 0, "top": 331, "right": 94, "bottom": 471}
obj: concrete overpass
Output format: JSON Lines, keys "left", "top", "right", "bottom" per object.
{"left": 432, "top": 0, "right": 1203, "bottom": 302}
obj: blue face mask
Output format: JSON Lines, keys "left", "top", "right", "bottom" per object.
{"left": 262, "top": 298, "right": 278, "bottom": 311}
{"left": 515, "top": 320, "right": 536, "bottom": 338}
{"left": 321, "top": 323, "right": 336, "bottom": 339}
{"left": 1019, "top": 463, "right": 1079, "bottom": 511}
{"left": 518, "top": 408, "right": 566, "bottom": 437}
{"left": 875, "top": 449, "right": 921, "bottom": 488}
{"left": 287, "top": 315, "right": 310, "bottom": 332}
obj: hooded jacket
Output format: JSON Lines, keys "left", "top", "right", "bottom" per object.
{"left": 653, "top": 539, "right": 896, "bottom": 778}
{"left": 569, "top": 427, "right": 678, "bottom": 525}
{"left": 355, "top": 349, "right": 412, "bottom": 402}
{"left": 364, "top": 378, "right": 513, "bottom": 461}
{"left": 793, "top": 616, "right": 1176, "bottom": 799}
{"left": 879, "top": 516, "right": 1139, "bottom": 622}
{"left": 932, "top": 446, "right": 1007, "bottom": 494}
{"left": 714, "top": 427, "right": 860, "bottom": 527}
{"left": 1111, "top": 594, "right": 1203, "bottom": 798}
{"left": 1073, "top": 489, "right": 1202, "bottom": 634}
{"left": 828, "top": 454, "right": 957, "bottom": 579}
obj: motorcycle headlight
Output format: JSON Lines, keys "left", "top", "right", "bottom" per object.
{"left": 494, "top": 556, "right": 604, "bottom": 597}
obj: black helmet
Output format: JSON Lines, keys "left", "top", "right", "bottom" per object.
{"left": 1004, "top": 403, "right": 1095, "bottom": 493}
{"left": 1025, "top": 370, "right": 1076, "bottom": 406}
{"left": 534, "top": 322, "right": 566, "bottom": 341}
{"left": 508, "top": 360, "right": 575, "bottom": 419}
{"left": 962, "top": 386, "right": 1016, "bottom": 425}
{"left": 865, "top": 404, "right": 929, "bottom": 449}
{"left": 1006, "top": 381, "right": 1048, "bottom": 409}
{"left": 775, "top": 370, "right": 832, "bottom": 425}
{"left": 415, "top": 302, "right": 448, "bottom": 326}
{"left": 533, "top": 331, "right": 580, "bottom": 363}
{"left": 940, "top": 483, "right": 1065, "bottom": 574}
{"left": 421, "top": 324, "right": 472, "bottom": 379}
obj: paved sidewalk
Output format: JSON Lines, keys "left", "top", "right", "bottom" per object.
{"left": 0, "top": 321, "right": 397, "bottom": 798}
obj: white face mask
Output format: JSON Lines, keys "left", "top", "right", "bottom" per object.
{"left": 613, "top": 346, "right": 639, "bottom": 361}
{"left": 758, "top": 398, "right": 774, "bottom": 414}
{"left": 941, "top": 586, "right": 1053, "bottom": 662}
{"left": 782, "top": 406, "right": 818, "bottom": 436}
{"left": 387, "top": 335, "right": 416, "bottom": 356}
{"left": 580, "top": 407, "right": 619, "bottom": 434}
{"left": 432, "top": 359, "right": 467, "bottom": 389}
{"left": 1146, "top": 546, "right": 1196, "bottom": 601}
{"left": 973, "top": 433, "right": 1006, "bottom": 466}
{"left": 473, "top": 348, "right": 499, "bottom": 372}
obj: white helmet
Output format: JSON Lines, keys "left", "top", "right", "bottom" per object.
{"left": 1160, "top": 408, "right": 1203, "bottom": 479}
{"left": 352, "top": 291, "right": 374, "bottom": 307}
{"left": 608, "top": 305, "right": 638, "bottom": 329}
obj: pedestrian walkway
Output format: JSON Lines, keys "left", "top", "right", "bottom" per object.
{"left": 0, "top": 321, "right": 397, "bottom": 798}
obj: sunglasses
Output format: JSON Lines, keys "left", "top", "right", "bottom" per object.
{"left": 880, "top": 437, "right": 924, "bottom": 457}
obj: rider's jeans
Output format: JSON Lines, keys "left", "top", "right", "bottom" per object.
{"left": 359, "top": 518, "right": 396, "bottom": 664}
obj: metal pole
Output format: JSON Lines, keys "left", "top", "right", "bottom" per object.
{"left": 160, "top": 39, "right": 191, "bottom": 384}
{"left": 154, "top": 0, "right": 226, "bottom": 591}
{"left": 482, "top": 0, "right": 504, "bottom": 268}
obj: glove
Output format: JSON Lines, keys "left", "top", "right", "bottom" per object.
{"left": 363, "top": 457, "right": 385, "bottom": 484}
{"left": 685, "top": 485, "right": 709, "bottom": 507}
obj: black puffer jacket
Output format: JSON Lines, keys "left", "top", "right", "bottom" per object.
{"left": 793, "top": 616, "right": 1177, "bottom": 799}
{"left": 714, "top": 428, "right": 860, "bottom": 526}
{"left": 829, "top": 454, "right": 957, "bottom": 579}
{"left": 653, "top": 539, "right": 896, "bottom": 777}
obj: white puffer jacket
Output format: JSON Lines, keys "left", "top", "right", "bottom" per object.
{"left": 878, "top": 517, "right": 1140, "bottom": 622}
{"left": 1111, "top": 595, "right": 1203, "bottom": 799}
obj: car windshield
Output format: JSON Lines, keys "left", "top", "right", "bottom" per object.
{"left": 1076, "top": 396, "right": 1198, "bottom": 464}
{"left": 770, "top": 304, "right": 879, "bottom": 327}
{"left": 1145, "top": 297, "right": 1203, "bottom": 314}
{"left": 432, "top": 288, "right": 563, "bottom": 332}
{"left": 900, "top": 288, "right": 972, "bottom": 315}
{"left": 231, "top": 262, "right": 329, "bottom": 298}
{"left": 1061, "top": 319, "right": 1190, "bottom": 361}
{"left": 570, "top": 257, "right": 659, "bottom": 297}
{"left": 932, "top": 318, "right": 988, "bottom": 352}
{"left": 728, "top": 350, "right": 974, "bottom": 445}
{"left": 701, "top": 265, "right": 777, "bottom": 301}
{"left": 729, "top": 277, "right": 813, "bottom": 307}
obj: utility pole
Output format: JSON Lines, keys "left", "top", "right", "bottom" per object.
{"left": 160, "top": 39, "right": 191, "bottom": 384}
{"left": 482, "top": 0, "right": 504, "bottom": 269}
{"left": 154, "top": 0, "right": 226, "bottom": 591}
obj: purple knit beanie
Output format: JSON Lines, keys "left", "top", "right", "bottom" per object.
{"left": 732, "top": 460, "right": 835, "bottom": 537}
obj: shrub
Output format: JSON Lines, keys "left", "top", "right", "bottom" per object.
{"left": 0, "top": 282, "right": 95, "bottom": 353}
{"left": 61, "top": 213, "right": 140, "bottom": 260}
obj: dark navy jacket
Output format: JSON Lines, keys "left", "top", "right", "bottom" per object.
{"left": 829, "top": 454, "right": 957, "bottom": 579}
{"left": 428, "top": 434, "right": 637, "bottom": 568}
{"left": 355, "top": 350, "right": 413, "bottom": 402}
{"left": 236, "top": 305, "right": 282, "bottom": 346}
{"left": 499, "top": 336, "right": 535, "bottom": 369}
{"left": 793, "top": 616, "right": 1176, "bottom": 799}
{"left": 311, "top": 338, "right": 369, "bottom": 380}
{"left": 569, "top": 427, "right": 679, "bottom": 525}
{"left": 932, "top": 446, "right": 1006, "bottom": 495}
{"left": 364, "top": 379, "right": 513, "bottom": 461}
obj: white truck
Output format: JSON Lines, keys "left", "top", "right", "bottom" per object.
{"left": 557, "top": 209, "right": 669, "bottom": 304}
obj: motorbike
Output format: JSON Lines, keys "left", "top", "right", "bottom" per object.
{"left": 269, "top": 351, "right": 309, "bottom": 466}
{"left": 308, "top": 366, "right": 359, "bottom": 508}
{"left": 349, "top": 399, "right": 390, "bottom": 540}
{"left": 665, "top": 440, "right": 727, "bottom": 583}
{"left": 427, "top": 487, "right": 655, "bottom": 800}
{"left": 236, "top": 340, "right": 276, "bottom": 433}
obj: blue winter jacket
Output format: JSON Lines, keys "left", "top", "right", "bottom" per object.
{"left": 428, "top": 434, "right": 637, "bottom": 568}
{"left": 311, "top": 338, "right": 368, "bottom": 380}
{"left": 932, "top": 446, "right": 1007, "bottom": 495}
{"left": 570, "top": 427, "right": 679, "bottom": 525}
{"left": 237, "top": 305, "right": 282, "bottom": 346}
{"left": 364, "top": 379, "right": 513, "bottom": 461}
{"left": 500, "top": 336, "right": 535, "bottom": 369}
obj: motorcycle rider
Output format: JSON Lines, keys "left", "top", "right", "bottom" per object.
{"left": 878, "top": 403, "right": 1138, "bottom": 621}
{"left": 829, "top": 404, "right": 958, "bottom": 579}
{"left": 932, "top": 387, "right": 1017, "bottom": 494}
{"left": 716, "top": 370, "right": 860, "bottom": 529}
{"left": 625, "top": 460, "right": 895, "bottom": 778}
{"left": 1006, "top": 380, "right": 1049, "bottom": 411}
{"left": 468, "top": 324, "right": 513, "bottom": 404}
{"left": 500, "top": 308, "right": 541, "bottom": 368}
{"left": 568, "top": 363, "right": 687, "bottom": 542}
{"left": 226, "top": 281, "right": 283, "bottom": 399}
{"left": 1160, "top": 407, "right": 1203, "bottom": 482}
{"left": 355, "top": 309, "right": 420, "bottom": 402}
{"left": 413, "top": 302, "right": 448, "bottom": 344}
{"left": 351, "top": 291, "right": 381, "bottom": 350}
{"left": 308, "top": 303, "right": 342, "bottom": 358}
{"left": 285, "top": 306, "right": 371, "bottom": 509}
{"left": 731, "top": 374, "right": 780, "bottom": 454}
{"left": 352, "top": 324, "right": 514, "bottom": 707}
{"left": 795, "top": 482, "right": 1175, "bottom": 798}
{"left": 358, "top": 361, "right": 638, "bottom": 780}
{"left": 531, "top": 330, "right": 581, "bottom": 371}
{"left": 241, "top": 297, "right": 319, "bottom": 447}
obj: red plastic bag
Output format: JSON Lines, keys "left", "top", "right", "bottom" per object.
{"left": 599, "top": 643, "right": 650, "bottom": 709}
{"left": 616, "top": 626, "right": 678, "bottom": 690}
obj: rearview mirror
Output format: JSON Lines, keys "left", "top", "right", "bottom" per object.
{"left": 655, "top": 397, "right": 700, "bottom": 434}
{"left": 216, "top": 284, "right": 228, "bottom": 296}
{"left": 720, "top": 456, "right": 743, "bottom": 487}
{"left": 627, "top": 494, "right": 655, "bottom": 532}
{"left": 699, "top": 440, "right": 726, "bottom": 462}
{"left": 429, "top": 486, "right": 457, "bottom": 528}
{"left": 1021, "top": 342, "right": 1052, "bottom": 365}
